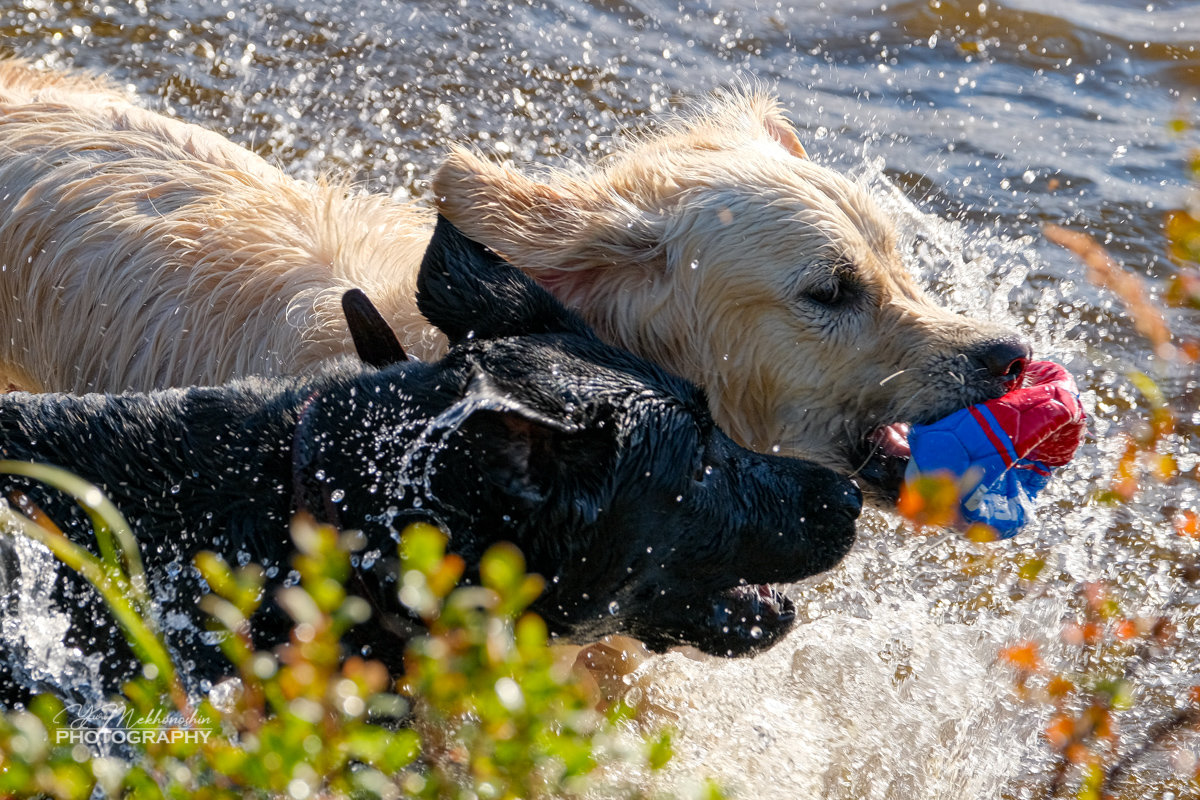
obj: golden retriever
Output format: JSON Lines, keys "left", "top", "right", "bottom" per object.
{"left": 0, "top": 59, "right": 1029, "bottom": 501}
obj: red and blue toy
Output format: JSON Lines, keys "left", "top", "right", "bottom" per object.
{"left": 904, "top": 361, "right": 1087, "bottom": 538}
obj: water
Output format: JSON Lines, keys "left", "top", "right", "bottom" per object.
{"left": 2, "top": 0, "right": 1199, "bottom": 796}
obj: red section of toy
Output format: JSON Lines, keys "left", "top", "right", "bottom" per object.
{"left": 981, "top": 360, "right": 1086, "bottom": 467}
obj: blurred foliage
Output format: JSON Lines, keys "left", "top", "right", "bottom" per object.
{"left": 0, "top": 468, "right": 714, "bottom": 799}
{"left": 1015, "top": 200, "right": 1199, "bottom": 799}
{"left": 896, "top": 471, "right": 1001, "bottom": 543}
{"left": 899, "top": 134, "right": 1200, "bottom": 799}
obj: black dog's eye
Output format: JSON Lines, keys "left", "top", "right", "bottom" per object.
{"left": 692, "top": 447, "right": 713, "bottom": 484}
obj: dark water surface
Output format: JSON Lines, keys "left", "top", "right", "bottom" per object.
{"left": 2, "top": 1, "right": 1199, "bottom": 797}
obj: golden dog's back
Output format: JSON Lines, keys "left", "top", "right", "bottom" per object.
{"left": 0, "top": 60, "right": 434, "bottom": 393}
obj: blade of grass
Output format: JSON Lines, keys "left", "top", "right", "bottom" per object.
{"left": 0, "top": 462, "right": 190, "bottom": 712}
{"left": 0, "top": 461, "right": 149, "bottom": 604}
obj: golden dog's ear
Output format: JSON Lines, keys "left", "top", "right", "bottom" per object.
{"left": 760, "top": 106, "right": 808, "bottom": 159}
{"left": 694, "top": 91, "right": 808, "bottom": 160}
{"left": 433, "top": 146, "right": 663, "bottom": 302}
{"left": 714, "top": 91, "right": 808, "bottom": 159}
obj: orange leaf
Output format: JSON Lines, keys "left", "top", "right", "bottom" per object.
{"left": 898, "top": 472, "right": 963, "bottom": 530}
{"left": 1176, "top": 510, "right": 1200, "bottom": 538}
{"left": 1114, "top": 619, "right": 1138, "bottom": 640}
{"left": 1109, "top": 439, "right": 1141, "bottom": 502}
{"left": 1086, "top": 703, "right": 1115, "bottom": 740}
{"left": 1047, "top": 675, "right": 1075, "bottom": 701}
{"left": 1046, "top": 224, "right": 1172, "bottom": 354}
{"left": 1065, "top": 742, "right": 1094, "bottom": 765}
{"left": 1046, "top": 714, "right": 1074, "bottom": 750}
{"left": 1000, "top": 641, "right": 1041, "bottom": 672}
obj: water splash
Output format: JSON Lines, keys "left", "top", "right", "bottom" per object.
{"left": 593, "top": 164, "right": 1192, "bottom": 800}
{"left": 633, "top": 595, "right": 1062, "bottom": 799}
{"left": 0, "top": 514, "right": 109, "bottom": 707}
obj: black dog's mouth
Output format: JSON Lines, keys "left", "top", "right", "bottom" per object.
{"left": 700, "top": 583, "right": 796, "bottom": 656}
{"left": 853, "top": 421, "right": 914, "bottom": 505}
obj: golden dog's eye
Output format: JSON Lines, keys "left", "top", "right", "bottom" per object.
{"left": 804, "top": 282, "right": 842, "bottom": 307}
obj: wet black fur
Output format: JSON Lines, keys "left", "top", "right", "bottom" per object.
{"left": 0, "top": 217, "right": 861, "bottom": 701}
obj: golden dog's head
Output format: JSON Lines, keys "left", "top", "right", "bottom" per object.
{"left": 434, "top": 92, "right": 1030, "bottom": 503}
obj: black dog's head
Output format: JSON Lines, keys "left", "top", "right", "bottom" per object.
{"left": 306, "top": 217, "right": 861, "bottom": 657}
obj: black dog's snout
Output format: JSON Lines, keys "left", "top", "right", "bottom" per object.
{"left": 970, "top": 337, "right": 1032, "bottom": 384}
{"left": 837, "top": 480, "right": 864, "bottom": 519}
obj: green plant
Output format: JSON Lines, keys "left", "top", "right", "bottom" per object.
{"left": 0, "top": 465, "right": 707, "bottom": 798}
{"left": 1018, "top": 209, "right": 1200, "bottom": 800}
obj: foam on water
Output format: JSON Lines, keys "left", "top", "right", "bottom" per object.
{"left": 634, "top": 593, "right": 1062, "bottom": 799}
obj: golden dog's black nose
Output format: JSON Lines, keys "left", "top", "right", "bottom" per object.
{"left": 971, "top": 338, "right": 1032, "bottom": 384}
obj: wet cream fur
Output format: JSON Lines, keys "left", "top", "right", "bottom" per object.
{"left": 0, "top": 60, "right": 1015, "bottom": 474}
{"left": 435, "top": 93, "right": 1020, "bottom": 471}
{"left": 0, "top": 60, "right": 435, "bottom": 392}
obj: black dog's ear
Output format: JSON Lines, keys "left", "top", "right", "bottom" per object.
{"left": 416, "top": 215, "right": 595, "bottom": 346}
{"left": 458, "top": 381, "right": 609, "bottom": 519}
{"left": 341, "top": 289, "right": 407, "bottom": 368}
{"left": 465, "top": 409, "right": 572, "bottom": 506}
{"left": 452, "top": 371, "right": 609, "bottom": 515}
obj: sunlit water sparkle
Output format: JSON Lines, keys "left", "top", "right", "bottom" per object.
{"left": 2, "top": 1, "right": 1198, "bottom": 797}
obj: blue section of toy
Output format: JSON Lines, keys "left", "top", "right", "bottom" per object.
{"left": 907, "top": 404, "right": 1053, "bottom": 538}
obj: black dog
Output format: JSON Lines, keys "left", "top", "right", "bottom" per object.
{"left": 0, "top": 217, "right": 860, "bottom": 700}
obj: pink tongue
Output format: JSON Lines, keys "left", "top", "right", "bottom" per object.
{"left": 871, "top": 422, "right": 911, "bottom": 458}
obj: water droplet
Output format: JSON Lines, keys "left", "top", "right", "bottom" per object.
{"left": 608, "top": 600, "right": 620, "bottom": 615}
{"left": 330, "top": 489, "right": 346, "bottom": 503}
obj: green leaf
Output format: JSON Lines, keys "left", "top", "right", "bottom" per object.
{"left": 399, "top": 522, "right": 448, "bottom": 575}
{"left": 1018, "top": 558, "right": 1046, "bottom": 583}
{"left": 480, "top": 541, "right": 526, "bottom": 596}
{"left": 647, "top": 729, "right": 675, "bottom": 771}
